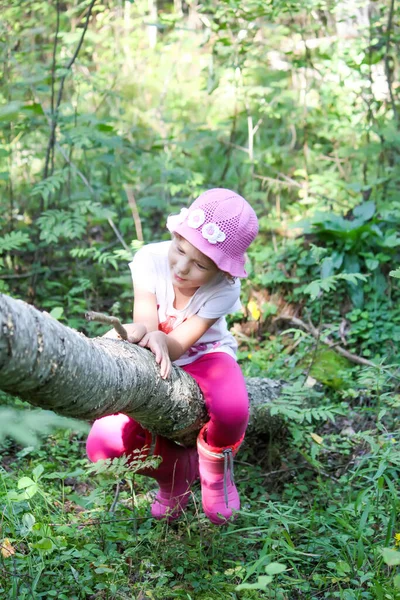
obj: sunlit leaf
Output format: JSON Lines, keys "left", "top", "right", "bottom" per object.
{"left": 1, "top": 538, "right": 16, "bottom": 558}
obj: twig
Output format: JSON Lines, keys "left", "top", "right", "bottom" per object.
{"left": 43, "top": 0, "right": 97, "bottom": 181}
{"left": 0, "top": 566, "right": 30, "bottom": 580}
{"left": 55, "top": 134, "right": 128, "bottom": 249}
{"left": 302, "top": 302, "right": 323, "bottom": 386}
{"left": 275, "top": 315, "right": 378, "bottom": 368}
{"left": 221, "top": 101, "right": 238, "bottom": 181}
{"left": 244, "top": 98, "right": 258, "bottom": 163}
{"left": 218, "top": 137, "right": 248, "bottom": 154}
{"left": 32, "top": 89, "right": 130, "bottom": 252}
{"left": 48, "top": 514, "right": 159, "bottom": 528}
{"left": 106, "top": 216, "right": 130, "bottom": 251}
{"left": 43, "top": 0, "right": 61, "bottom": 181}
{"left": 255, "top": 173, "right": 302, "bottom": 189}
{"left": 124, "top": 185, "right": 143, "bottom": 241}
{"left": 85, "top": 311, "right": 128, "bottom": 339}
{"left": 289, "top": 123, "right": 297, "bottom": 151}
{"left": 31, "top": 1, "right": 97, "bottom": 298}
{"left": 54, "top": 143, "right": 129, "bottom": 250}
{"left": 384, "top": 0, "right": 398, "bottom": 122}
{"left": 0, "top": 267, "right": 68, "bottom": 279}
{"left": 109, "top": 480, "right": 121, "bottom": 513}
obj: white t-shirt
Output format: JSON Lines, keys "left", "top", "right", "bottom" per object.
{"left": 129, "top": 241, "right": 241, "bottom": 366}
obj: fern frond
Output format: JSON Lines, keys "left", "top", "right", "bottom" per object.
{"left": 67, "top": 278, "right": 92, "bottom": 297}
{"left": 30, "top": 171, "right": 68, "bottom": 201}
{"left": 37, "top": 210, "right": 86, "bottom": 243}
{"left": 70, "top": 247, "right": 96, "bottom": 259}
{"left": 304, "top": 273, "right": 368, "bottom": 300}
{"left": 268, "top": 382, "right": 345, "bottom": 424}
{"left": 70, "top": 246, "right": 119, "bottom": 269}
{"left": 0, "top": 231, "right": 30, "bottom": 254}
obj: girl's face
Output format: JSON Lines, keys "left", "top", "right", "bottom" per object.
{"left": 168, "top": 234, "right": 219, "bottom": 293}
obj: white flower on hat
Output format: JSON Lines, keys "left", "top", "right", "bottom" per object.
{"left": 166, "top": 208, "right": 189, "bottom": 232}
{"left": 201, "top": 222, "right": 226, "bottom": 244}
{"left": 187, "top": 209, "right": 206, "bottom": 229}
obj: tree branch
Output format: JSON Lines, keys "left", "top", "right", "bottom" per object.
{"left": 85, "top": 311, "right": 128, "bottom": 340}
{"left": 43, "top": 0, "right": 61, "bottom": 182}
{"left": 0, "top": 293, "right": 283, "bottom": 446}
{"left": 384, "top": 0, "right": 398, "bottom": 122}
{"left": 43, "top": 0, "right": 97, "bottom": 182}
{"left": 32, "top": 88, "right": 130, "bottom": 252}
{"left": 276, "top": 315, "right": 377, "bottom": 368}
{"left": 124, "top": 186, "right": 144, "bottom": 242}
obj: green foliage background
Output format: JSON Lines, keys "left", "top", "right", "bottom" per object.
{"left": 1, "top": 0, "right": 400, "bottom": 598}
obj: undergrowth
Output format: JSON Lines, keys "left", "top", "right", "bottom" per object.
{"left": 1, "top": 343, "right": 400, "bottom": 599}
{"left": 1, "top": 0, "right": 400, "bottom": 597}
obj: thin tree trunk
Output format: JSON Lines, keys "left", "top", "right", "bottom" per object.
{"left": 0, "top": 293, "right": 282, "bottom": 446}
{"left": 147, "top": 0, "right": 157, "bottom": 49}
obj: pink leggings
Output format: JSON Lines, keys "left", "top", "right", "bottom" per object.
{"left": 87, "top": 352, "right": 249, "bottom": 460}
{"left": 182, "top": 353, "right": 249, "bottom": 446}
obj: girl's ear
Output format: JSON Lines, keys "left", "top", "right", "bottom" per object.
{"left": 223, "top": 271, "right": 236, "bottom": 284}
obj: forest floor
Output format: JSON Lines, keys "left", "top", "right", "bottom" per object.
{"left": 1, "top": 324, "right": 400, "bottom": 599}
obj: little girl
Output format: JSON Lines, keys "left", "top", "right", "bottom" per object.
{"left": 86, "top": 188, "right": 259, "bottom": 525}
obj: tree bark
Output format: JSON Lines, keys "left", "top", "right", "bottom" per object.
{"left": 0, "top": 293, "right": 282, "bottom": 446}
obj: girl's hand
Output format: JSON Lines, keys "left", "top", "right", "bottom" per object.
{"left": 138, "top": 331, "right": 172, "bottom": 379}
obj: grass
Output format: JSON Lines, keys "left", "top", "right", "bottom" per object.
{"left": 1, "top": 339, "right": 400, "bottom": 599}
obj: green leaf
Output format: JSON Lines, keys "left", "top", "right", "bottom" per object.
{"left": 310, "top": 244, "right": 328, "bottom": 264}
{"left": 265, "top": 562, "right": 287, "bottom": 575}
{"left": 335, "top": 560, "right": 351, "bottom": 574}
{"left": 347, "top": 282, "right": 364, "bottom": 308}
{"left": 18, "top": 476, "right": 35, "bottom": 489}
{"left": 0, "top": 407, "right": 88, "bottom": 447}
{"left": 236, "top": 575, "right": 273, "bottom": 591}
{"left": 31, "top": 538, "right": 53, "bottom": 551}
{"left": 389, "top": 268, "right": 400, "bottom": 279}
{"left": 257, "top": 575, "right": 274, "bottom": 586}
{"left": 95, "top": 123, "right": 115, "bottom": 132}
{"left": 382, "top": 548, "right": 400, "bottom": 566}
{"left": 353, "top": 201, "right": 375, "bottom": 222}
{"left": 49, "top": 307, "right": 64, "bottom": 320}
{"left": 303, "top": 280, "right": 321, "bottom": 300}
{"left": 6, "top": 490, "right": 21, "bottom": 501}
{"left": 0, "top": 231, "right": 30, "bottom": 254}
{"left": 21, "top": 103, "right": 44, "bottom": 116}
{"left": 365, "top": 258, "right": 379, "bottom": 271}
{"left": 381, "top": 233, "right": 400, "bottom": 248}
{"left": 0, "top": 101, "right": 22, "bottom": 121}
{"left": 331, "top": 251, "right": 344, "bottom": 270}
{"left": 32, "top": 464, "right": 44, "bottom": 481}
{"left": 371, "top": 272, "right": 387, "bottom": 295}
{"left": 343, "top": 255, "right": 364, "bottom": 307}
{"left": 20, "top": 484, "right": 39, "bottom": 499}
{"left": 321, "top": 257, "right": 334, "bottom": 279}
{"left": 20, "top": 513, "right": 36, "bottom": 536}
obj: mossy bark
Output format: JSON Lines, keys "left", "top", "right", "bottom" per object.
{"left": 0, "top": 293, "right": 282, "bottom": 446}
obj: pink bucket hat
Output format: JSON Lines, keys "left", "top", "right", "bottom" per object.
{"left": 166, "top": 188, "right": 259, "bottom": 277}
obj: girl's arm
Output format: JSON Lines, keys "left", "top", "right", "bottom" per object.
{"left": 102, "top": 286, "right": 159, "bottom": 343}
{"left": 165, "top": 315, "right": 218, "bottom": 360}
{"left": 138, "top": 315, "right": 217, "bottom": 378}
{"left": 122, "top": 286, "right": 158, "bottom": 343}
{"left": 133, "top": 286, "right": 159, "bottom": 333}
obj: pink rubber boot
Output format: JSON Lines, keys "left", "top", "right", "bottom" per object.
{"left": 197, "top": 424, "right": 243, "bottom": 525}
{"left": 140, "top": 436, "right": 199, "bottom": 521}
{"left": 86, "top": 414, "right": 198, "bottom": 522}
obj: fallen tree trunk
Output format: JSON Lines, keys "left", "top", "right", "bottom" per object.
{"left": 0, "top": 293, "right": 283, "bottom": 446}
